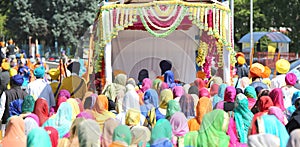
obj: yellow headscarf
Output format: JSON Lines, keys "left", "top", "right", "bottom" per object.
{"left": 66, "top": 99, "right": 80, "bottom": 122}
{"left": 159, "top": 89, "right": 173, "bottom": 109}
{"left": 125, "top": 108, "right": 141, "bottom": 126}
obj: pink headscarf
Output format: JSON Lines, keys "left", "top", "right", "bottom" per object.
{"left": 199, "top": 88, "right": 210, "bottom": 98}
{"left": 76, "top": 111, "right": 95, "bottom": 120}
{"left": 224, "top": 86, "right": 236, "bottom": 103}
{"left": 268, "top": 106, "right": 286, "bottom": 125}
{"left": 194, "top": 78, "right": 205, "bottom": 90}
{"left": 161, "top": 82, "right": 169, "bottom": 90}
{"left": 172, "top": 86, "right": 185, "bottom": 98}
{"left": 269, "top": 88, "right": 285, "bottom": 111}
{"left": 26, "top": 113, "right": 40, "bottom": 126}
{"left": 285, "top": 72, "right": 297, "bottom": 86}
{"left": 57, "top": 89, "right": 71, "bottom": 99}
{"left": 210, "top": 84, "right": 219, "bottom": 96}
{"left": 141, "top": 78, "right": 152, "bottom": 93}
{"left": 170, "top": 112, "right": 189, "bottom": 146}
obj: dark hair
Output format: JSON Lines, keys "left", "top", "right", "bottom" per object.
{"left": 236, "top": 88, "right": 243, "bottom": 95}
{"left": 67, "top": 62, "right": 80, "bottom": 75}
{"left": 84, "top": 97, "right": 92, "bottom": 109}
{"left": 258, "top": 89, "right": 270, "bottom": 99}
{"left": 295, "top": 99, "right": 300, "bottom": 109}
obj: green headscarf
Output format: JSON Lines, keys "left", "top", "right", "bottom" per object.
{"left": 22, "top": 95, "right": 35, "bottom": 113}
{"left": 166, "top": 100, "right": 181, "bottom": 119}
{"left": 244, "top": 86, "right": 257, "bottom": 99}
{"left": 151, "top": 119, "right": 172, "bottom": 143}
{"left": 152, "top": 79, "right": 162, "bottom": 91}
{"left": 112, "top": 125, "right": 132, "bottom": 145}
{"left": 234, "top": 94, "right": 254, "bottom": 143}
{"left": 27, "top": 128, "right": 52, "bottom": 147}
{"left": 197, "top": 110, "right": 230, "bottom": 147}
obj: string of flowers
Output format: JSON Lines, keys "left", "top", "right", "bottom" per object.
{"left": 149, "top": 5, "right": 178, "bottom": 22}
{"left": 196, "top": 42, "right": 208, "bottom": 67}
{"left": 203, "top": 56, "right": 212, "bottom": 79}
{"left": 153, "top": 4, "right": 175, "bottom": 17}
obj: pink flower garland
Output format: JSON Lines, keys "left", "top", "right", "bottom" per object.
{"left": 146, "top": 6, "right": 182, "bottom": 27}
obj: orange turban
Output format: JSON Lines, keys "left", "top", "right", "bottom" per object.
{"left": 1, "top": 62, "right": 10, "bottom": 70}
{"left": 237, "top": 56, "right": 246, "bottom": 65}
{"left": 261, "top": 66, "right": 271, "bottom": 78}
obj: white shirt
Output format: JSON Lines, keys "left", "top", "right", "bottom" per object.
{"left": 270, "top": 74, "right": 286, "bottom": 89}
{"left": 0, "top": 92, "right": 7, "bottom": 120}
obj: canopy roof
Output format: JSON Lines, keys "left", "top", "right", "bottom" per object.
{"left": 238, "top": 32, "right": 291, "bottom": 43}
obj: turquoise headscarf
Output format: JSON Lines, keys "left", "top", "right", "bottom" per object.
{"left": 27, "top": 128, "right": 52, "bottom": 147}
{"left": 212, "top": 84, "right": 227, "bottom": 108}
{"left": 112, "top": 125, "right": 132, "bottom": 145}
{"left": 22, "top": 95, "right": 35, "bottom": 113}
{"left": 244, "top": 86, "right": 257, "bottom": 99}
{"left": 234, "top": 94, "right": 254, "bottom": 143}
{"left": 42, "top": 102, "right": 72, "bottom": 138}
{"left": 151, "top": 119, "right": 172, "bottom": 143}
{"left": 287, "top": 91, "right": 300, "bottom": 119}
{"left": 260, "top": 115, "right": 289, "bottom": 147}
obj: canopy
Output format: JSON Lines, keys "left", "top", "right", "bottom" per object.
{"left": 238, "top": 32, "right": 291, "bottom": 43}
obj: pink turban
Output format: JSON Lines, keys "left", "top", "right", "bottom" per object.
{"left": 285, "top": 72, "right": 297, "bottom": 86}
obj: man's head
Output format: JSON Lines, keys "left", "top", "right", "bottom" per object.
{"left": 34, "top": 66, "right": 45, "bottom": 79}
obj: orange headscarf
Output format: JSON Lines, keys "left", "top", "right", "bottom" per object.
{"left": 92, "top": 95, "right": 107, "bottom": 113}
{"left": 0, "top": 116, "right": 26, "bottom": 147}
{"left": 188, "top": 97, "right": 212, "bottom": 131}
{"left": 98, "top": 95, "right": 109, "bottom": 111}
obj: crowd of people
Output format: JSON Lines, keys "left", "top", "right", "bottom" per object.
{"left": 0, "top": 45, "right": 300, "bottom": 147}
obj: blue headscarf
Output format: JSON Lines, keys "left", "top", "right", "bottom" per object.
{"left": 9, "top": 99, "right": 23, "bottom": 116}
{"left": 213, "top": 84, "right": 227, "bottom": 107}
{"left": 244, "top": 86, "right": 257, "bottom": 99}
{"left": 234, "top": 94, "right": 253, "bottom": 143}
{"left": 261, "top": 115, "right": 289, "bottom": 147}
{"left": 140, "top": 89, "right": 159, "bottom": 116}
{"left": 42, "top": 102, "right": 72, "bottom": 138}
{"left": 164, "top": 70, "right": 176, "bottom": 89}
{"left": 287, "top": 91, "right": 300, "bottom": 119}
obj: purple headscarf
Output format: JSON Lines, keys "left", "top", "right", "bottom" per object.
{"left": 76, "top": 111, "right": 95, "bottom": 120}
{"left": 268, "top": 106, "right": 286, "bottom": 125}
{"left": 170, "top": 112, "right": 189, "bottom": 145}
{"left": 172, "top": 86, "right": 185, "bottom": 98}
{"left": 224, "top": 86, "right": 236, "bottom": 103}
{"left": 57, "top": 89, "right": 71, "bottom": 99}
{"left": 285, "top": 73, "right": 297, "bottom": 86}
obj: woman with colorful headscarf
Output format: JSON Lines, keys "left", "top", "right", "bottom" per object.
{"left": 125, "top": 108, "right": 143, "bottom": 126}
{"left": 156, "top": 89, "right": 173, "bottom": 120}
{"left": 179, "top": 94, "right": 195, "bottom": 119}
{"left": 194, "top": 78, "right": 205, "bottom": 90}
{"left": 130, "top": 126, "right": 151, "bottom": 147}
{"left": 78, "top": 119, "right": 101, "bottom": 147}
{"left": 20, "top": 95, "right": 35, "bottom": 118}
{"left": 188, "top": 86, "right": 200, "bottom": 114}
{"left": 249, "top": 96, "right": 274, "bottom": 135}
{"left": 166, "top": 100, "right": 181, "bottom": 119}
{"left": 234, "top": 94, "right": 253, "bottom": 144}
{"left": 184, "top": 110, "right": 230, "bottom": 147}
{"left": 102, "top": 118, "right": 121, "bottom": 147}
{"left": 268, "top": 106, "right": 288, "bottom": 125}
{"left": 212, "top": 84, "right": 227, "bottom": 108}
{"left": 152, "top": 78, "right": 162, "bottom": 94}
{"left": 244, "top": 86, "right": 258, "bottom": 109}
{"left": 68, "top": 118, "right": 84, "bottom": 146}
{"left": 170, "top": 112, "right": 189, "bottom": 147}
{"left": 269, "top": 88, "right": 285, "bottom": 111}
{"left": 27, "top": 128, "right": 52, "bottom": 147}
{"left": 102, "top": 73, "right": 126, "bottom": 105}
{"left": 110, "top": 125, "right": 132, "bottom": 147}
{"left": 215, "top": 86, "right": 236, "bottom": 111}
{"left": 42, "top": 102, "right": 73, "bottom": 138}
{"left": 150, "top": 119, "right": 173, "bottom": 147}
{"left": 44, "top": 126, "right": 59, "bottom": 147}
{"left": 188, "top": 97, "right": 212, "bottom": 131}
{"left": 33, "top": 98, "right": 49, "bottom": 126}
{"left": 122, "top": 84, "right": 140, "bottom": 112}
{"left": 172, "top": 86, "right": 185, "bottom": 101}
{"left": 210, "top": 84, "right": 219, "bottom": 98}
{"left": 164, "top": 70, "right": 177, "bottom": 89}
{"left": 66, "top": 98, "right": 80, "bottom": 122}
{"left": 140, "top": 89, "right": 159, "bottom": 117}
{"left": 140, "top": 78, "right": 152, "bottom": 93}
{"left": 199, "top": 88, "right": 210, "bottom": 98}
{"left": 24, "top": 116, "right": 39, "bottom": 135}
{"left": 54, "top": 96, "right": 67, "bottom": 112}
{"left": 248, "top": 134, "right": 280, "bottom": 147}
{"left": 0, "top": 116, "right": 26, "bottom": 147}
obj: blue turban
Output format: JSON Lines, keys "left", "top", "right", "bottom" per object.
{"left": 292, "top": 91, "right": 300, "bottom": 105}
{"left": 12, "top": 74, "right": 24, "bottom": 86}
{"left": 34, "top": 66, "right": 45, "bottom": 78}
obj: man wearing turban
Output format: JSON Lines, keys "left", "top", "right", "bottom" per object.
{"left": 270, "top": 59, "right": 290, "bottom": 89}
{"left": 27, "top": 66, "right": 55, "bottom": 109}
{"left": 0, "top": 74, "right": 28, "bottom": 136}
{"left": 235, "top": 55, "right": 249, "bottom": 78}
{"left": 0, "top": 62, "right": 10, "bottom": 95}
{"left": 248, "top": 63, "right": 269, "bottom": 90}
{"left": 282, "top": 72, "right": 298, "bottom": 109}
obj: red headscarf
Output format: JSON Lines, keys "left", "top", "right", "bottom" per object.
{"left": 33, "top": 98, "right": 49, "bottom": 126}
{"left": 55, "top": 96, "right": 67, "bottom": 112}
{"left": 210, "top": 84, "right": 219, "bottom": 96}
{"left": 269, "top": 88, "right": 285, "bottom": 111}
{"left": 44, "top": 126, "right": 59, "bottom": 147}
{"left": 194, "top": 78, "right": 205, "bottom": 90}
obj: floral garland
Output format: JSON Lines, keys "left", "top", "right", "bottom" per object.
{"left": 196, "top": 42, "right": 208, "bottom": 67}
{"left": 203, "top": 56, "right": 212, "bottom": 79}
{"left": 149, "top": 5, "right": 178, "bottom": 22}
{"left": 153, "top": 4, "right": 175, "bottom": 17}
{"left": 138, "top": 6, "right": 188, "bottom": 38}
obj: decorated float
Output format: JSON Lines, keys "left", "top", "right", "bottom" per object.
{"left": 92, "top": 0, "right": 236, "bottom": 88}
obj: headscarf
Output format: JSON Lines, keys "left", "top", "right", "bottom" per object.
{"left": 179, "top": 94, "right": 195, "bottom": 118}
{"left": 188, "top": 86, "right": 199, "bottom": 96}
{"left": 212, "top": 84, "right": 227, "bottom": 107}
{"left": 224, "top": 86, "right": 236, "bottom": 102}
{"left": 122, "top": 86, "right": 140, "bottom": 112}
{"left": 9, "top": 99, "right": 23, "bottom": 116}
{"left": 234, "top": 94, "right": 253, "bottom": 143}
{"left": 210, "top": 84, "right": 219, "bottom": 96}
{"left": 240, "top": 77, "right": 250, "bottom": 89}
{"left": 112, "top": 125, "right": 132, "bottom": 146}
{"left": 114, "top": 74, "right": 127, "bottom": 86}
{"left": 75, "top": 98, "right": 84, "bottom": 112}
{"left": 268, "top": 106, "right": 286, "bottom": 125}
{"left": 151, "top": 119, "right": 172, "bottom": 143}
{"left": 130, "top": 126, "right": 151, "bottom": 146}
{"left": 1, "top": 116, "right": 26, "bottom": 147}
{"left": 269, "top": 88, "right": 285, "bottom": 111}
{"left": 42, "top": 102, "right": 72, "bottom": 138}
{"left": 26, "top": 113, "right": 40, "bottom": 126}
{"left": 287, "top": 129, "right": 300, "bottom": 147}
{"left": 24, "top": 117, "right": 39, "bottom": 135}
{"left": 78, "top": 119, "right": 101, "bottom": 147}
{"left": 97, "top": 95, "right": 109, "bottom": 111}
{"left": 127, "top": 78, "right": 137, "bottom": 87}
{"left": 183, "top": 84, "right": 191, "bottom": 94}
{"left": 44, "top": 126, "right": 59, "bottom": 147}
{"left": 188, "top": 97, "right": 212, "bottom": 131}
{"left": 258, "top": 96, "right": 274, "bottom": 112}
{"left": 248, "top": 134, "right": 280, "bottom": 147}
{"left": 170, "top": 112, "right": 189, "bottom": 145}
{"left": 93, "top": 94, "right": 108, "bottom": 114}
{"left": 164, "top": 70, "right": 176, "bottom": 89}
{"left": 151, "top": 138, "right": 173, "bottom": 147}
{"left": 66, "top": 98, "right": 80, "bottom": 122}
{"left": 244, "top": 86, "right": 257, "bottom": 99}
{"left": 172, "top": 86, "right": 185, "bottom": 98}
{"left": 140, "top": 89, "right": 159, "bottom": 116}
{"left": 194, "top": 78, "right": 205, "bottom": 90}
{"left": 199, "top": 88, "right": 210, "bottom": 98}
{"left": 102, "top": 118, "right": 121, "bottom": 147}
{"left": 76, "top": 111, "right": 95, "bottom": 120}
{"left": 166, "top": 100, "right": 181, "bottom": 119}
{"left": 22, "top": 95, "right": 35, "bottom": 113}
{"left": 160, "top": 82, "right": 169, "bottom": 91}
{"left": 152, "top": 79, "right": 162, "bottom": 93}
{"left": 159, "top": 89, "right": 173, "bottom": 109}
{"left": 57, "top": 89, "right": 71, "bottom": 99}
{"left": 286, "top": 72, "right": 297, "bottom": 86}
{"left": 141, "top": 78, "right": 152, "bottom": 93}
{"left": 125, "top": 108, "right": 141, "bottom": 126}
{"left": 33, "top": 98, "right": 49, "bottom": 126}
{"left": 55, "top": 96, "right": 67, "bottom": 112}
{"left": 27, "top": 128, "right": 52, "bottom": 147}
{"left": 68, "top": 118, "right": 84, "bottom": 147}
